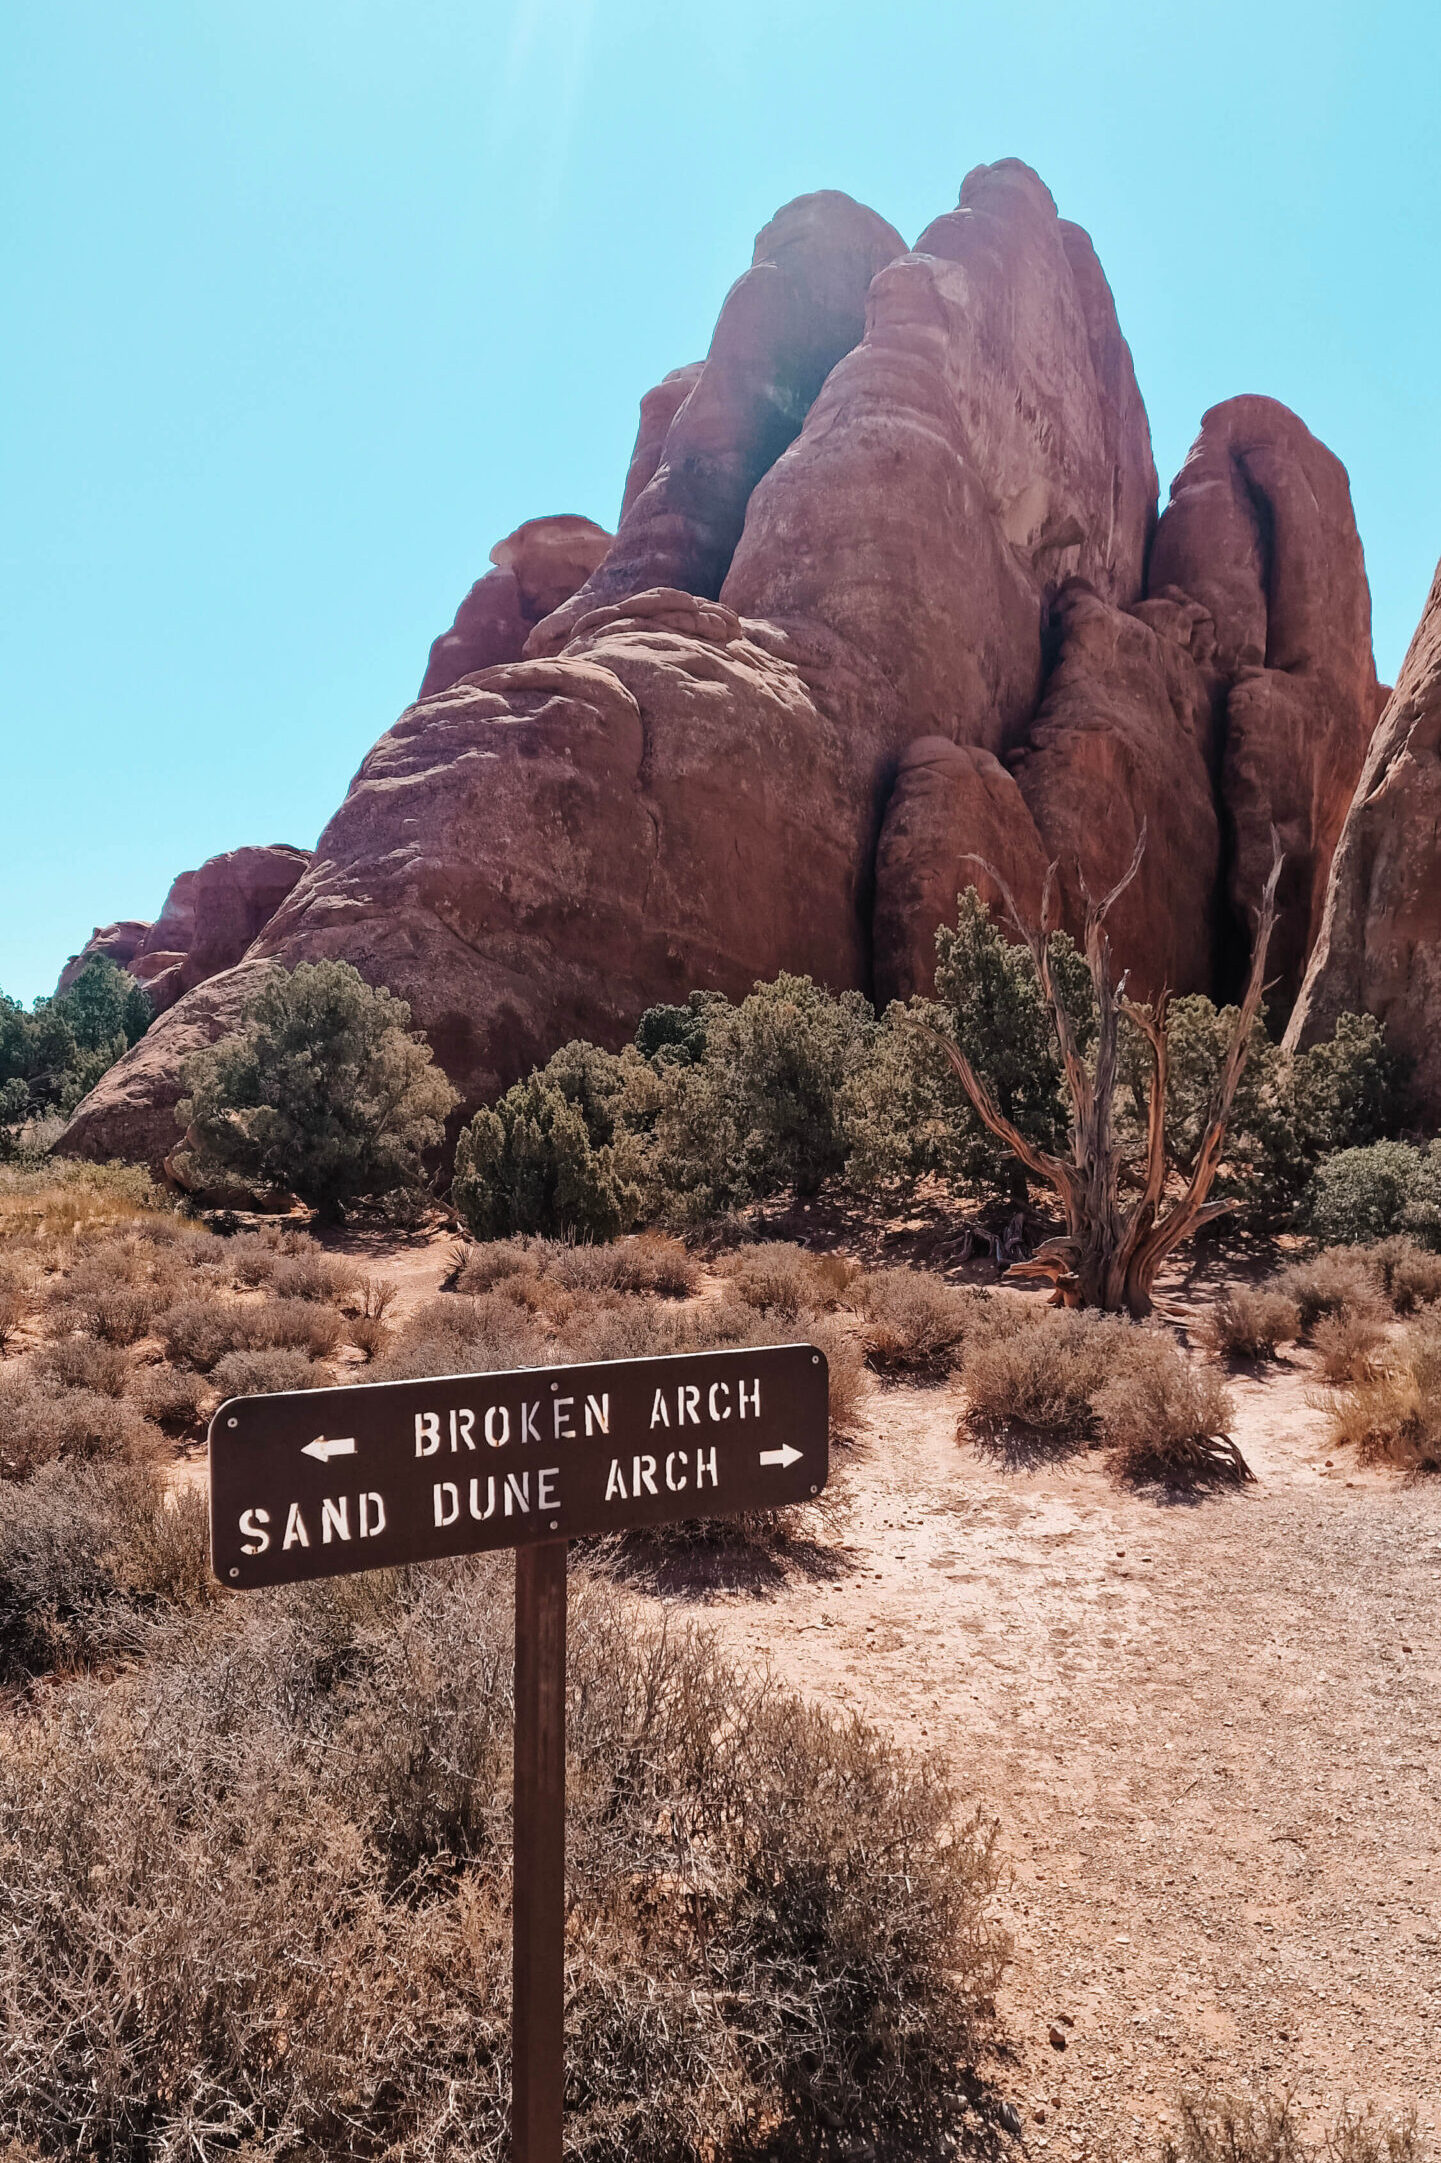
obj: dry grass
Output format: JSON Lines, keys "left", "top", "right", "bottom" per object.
{"left": 159, "top": 1293, "right": 343, "bottom": 1369}
{"left": 962, "top": 1308, "right": 1125, "bottom": 1445}
{"left": 1200, "top": 1287, "right": 1303, "bottom": 1361}
{"left": 853, "top": 1266, "right": 985, "bottom": 1376}
{"left": 1312, "top": 1305, "right": 1389, "bottom": 1385}
{"left": 346, "top": 1313, "right": 389, "bottom": 1361}
{"left": 34, "top": 1333, "right": 130, "bottom": 1397}
{"left": 1273, "top": 1249, "right": 1380, "bottom": 1330}
{"left": 130, "top": 1364, "right": 213, "bottom": 1431}
{"left": 0, "top": 1160, "right": 178, "bottom": 1252}
{"left": 1160, "top": 2089, "right": 1422, "bottom": 2163}
{"left": 0, "top": 1371, "right": 159, "bottom": 1480}
{"left": 0, "top": 1564, "right": 1006, "bottom": 2162}
{"left": 210, "top": 1347, "right": 324, "bottom": 1399}
{"left": 0, "top": 1456, "right": 214, "bottom": 1679}
{"left": 717, "top": 1240, "right": 857, "bottom": 1317}
{"left": 1368, "top": 1237, "right": 1441, "bottom": 1314}
{"left": 453, "top": 1234, "right": 701, "bottom": 1301}
{"left": 1094, "top": 1333, "right": 1247, "bottom": 1486}
{"left": 1328, "top": 1318, "right": 1441, "bottom": 1471}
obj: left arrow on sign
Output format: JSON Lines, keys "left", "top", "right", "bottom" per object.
{"left": 759, "top": 1443, "right": 802, "bottom": 1470}
{"left": 302, "top": 1435, "right": 357, "bottom": 1463}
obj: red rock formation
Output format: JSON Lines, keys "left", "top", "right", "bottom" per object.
{"left": 527, "top": 192, "right": 907, "bottom": 656}
{"left": 873, "top": 741, "right": 1050, "bottom": 1005}
{"left": 1149, "top": 396, "right": 1382, "bottom": 1008}
{"left": 55, "top": 920, "right": 152, "bottom": 997}
{"left": 1287, "top": 560, "right": 1441, "bottom": 1116}
{"left": 57, "top": 165, "right": 1385, "bottom": 1175}
{"left": 419, "top": 515, "right": 610, "bottom": 697}
{"left": 1009, "top": 584, "right": 1223, "bottom": 1002}
{"left": 56, "top": 847, "right": 309, "bottom": 1026}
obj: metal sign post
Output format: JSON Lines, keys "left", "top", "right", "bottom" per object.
{"left": 209, "top": 1341, "right": 829, "bottom": 2161}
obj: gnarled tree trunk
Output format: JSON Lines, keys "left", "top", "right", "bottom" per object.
{"left": 921, "top": 833, "right": 1283, "bottom": 1317}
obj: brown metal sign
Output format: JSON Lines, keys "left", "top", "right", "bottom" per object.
{"left": 208, "top": 1341, "right": 829, "bottom": 1589}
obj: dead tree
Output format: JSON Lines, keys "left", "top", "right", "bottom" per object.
{"left": 918, "top": 834, "right": 1284, "bottom": 1318}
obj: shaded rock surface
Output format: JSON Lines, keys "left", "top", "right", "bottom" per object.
{"left": 1149, "top": 395, "right": 1383, "bottom": 1007}
{"left": 1287, "top": 560, "right": 1441, "bottom": 1118}
{"left": 58, "top": 162, "right": 1385, "bottom": 1172}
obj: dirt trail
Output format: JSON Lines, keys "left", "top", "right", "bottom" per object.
{"left": 640, "top": 1361, "right": 1441, "bottom": 2155}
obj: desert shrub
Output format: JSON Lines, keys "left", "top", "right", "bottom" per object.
{"left": 845, "top": 890, "right": 1092, "bottom": 1201}
{"left": 246, "top": 1297, "right": 345, "bottom": 1358}
{"left": 1328, "top": 1318, "right": 1441, "bottom": 1470}
{"left": 0, "top": 1372, "right": 157, "bottom": 1479}
{"left": 454, "top": 1066, "right": 638, "bottom": 1244}
{"left": 349, "top": 1272, "right": 400, "bottom": 1321}
{"left": 1307, "top": 1139, "right": 1441, "bottom": 1248}
{"left": 719, "top": 1241, "right": 856, "bottom": 1320}
{"left": 160, "top": 1293, "right": 342, "bottom": 1368}
{"left": 1093, "top": 1333, "right": 1243, "bottom": 1485}
{"left": 226, "top": 1230, "right": 283, "bottom": 1286}
{"left": 35, "top": 1333, "right": 130, "bottom": 1397}
{"left": 452, "top": 1238, "right": 532, "bottom": 1293}
{"left": 1200, "top": 1287, "right": 1303, "bottom": 1360}
{"left": 0, "top": 1457, "right": 212, "bottom": 1679}
{"left": 0, "top": 1565, "right": 1004, "bottom": 2162}
{"left": 211, "top": 1347, "right": 323, "bottom": 1399}
{"left": 643, "top": 974, "right": 877, "bottom": 1219}
{"left": 131, "top": 1365, "right": 212, "bottom": 1430}
{"left": 177, "top": 959, "right": 458, "bottom": 1218}
{"left": 1312, "top": 1306, "right": 1389, "bottom": 1385}
{"left": 961, "top": 1308, "right": 1126, "bottom": 1442}
{"left": 545, "top": 1231, "right": 700, "bottom": 1299}
{"left": 802, "top": 1310, "right": 871, "bottom": 1434}
{"left": 854, "top": 1266, "right": 983, "bottom": 1375}
{"left": 0, "top": 1261, "right": 30, "bottom": 1350}
{"left": 158, "top": 1295, "right": 255, "bottom": 1371}
{"left": 347, "top": 1315, "right": 389, "bottom": 1362}
{"left": 1160, "top": 2089, "right": 1421, "bottom": 2163}
{"left": 1365, "top": 1235, "right": 1441, "bottom": 1312}
{"left": 269, "top": 1249, "right": 358, "bottom": 1304}
{"left": 1274, "top": 1247, "right": 1382, "bottom": 1328}
{"left": 376, "top": 1293, "right": 548, "bottom": 1383}
{"left": 0, "top": 1158, "right": 176, "bottom": 1251}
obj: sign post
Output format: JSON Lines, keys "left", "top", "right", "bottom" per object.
{"left": 209, "top": 1341, "right": 829, "bottom": 2158}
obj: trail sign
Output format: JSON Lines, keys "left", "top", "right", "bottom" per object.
{"left": 208, "top": 1338, "right": 829, "bottom": 2163}
{"left": 209, "top": 1341, "right": 828, "bottom": 1588}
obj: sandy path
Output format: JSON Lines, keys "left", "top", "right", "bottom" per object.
{"left": 638, "top": 1360, "right": 1441, "bottom": 2154}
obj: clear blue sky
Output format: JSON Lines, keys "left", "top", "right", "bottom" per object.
{"left": 3, "top": 0, "right": 1438, "bottom": 1003}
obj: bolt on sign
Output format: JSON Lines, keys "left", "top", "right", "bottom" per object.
{"left": 210, "top": 1342, "right": 828, "bottom": 1587}
{"left": 209, "top": 1340, "right": 829, "bottom": 2163}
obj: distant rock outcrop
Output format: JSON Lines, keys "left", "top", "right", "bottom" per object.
{"left": 57, "top": 160, "right": 1384, "bottom": 1173}
{"left": 56, "top": 846, "right": 309, "bottom": 1019}
{"left": 1287, "top": 560, "right": 1441, "bottom": 1118}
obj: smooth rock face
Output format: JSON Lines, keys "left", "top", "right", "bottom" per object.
{"left": 1149, "top": 396, "right": 1382, "bottom": 1007}
{"left": 58, "top": 163, "right": 1385, "bottom": 1173}
{"left": 1010, "top": 583, "right": 1223, "bottom": 1002}
{"left": 1287, "top": 561, "right": 1441, "bottom": 1117}
{"left": 419, "top": 516, "right": 611, "bottom": 697}
{"left": 873, "top": 739, "right": 1050, "bottom": 1005}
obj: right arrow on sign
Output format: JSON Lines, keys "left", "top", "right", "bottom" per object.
{"left": 759, "top": 1443, "right": 803, "bottom": 1469}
